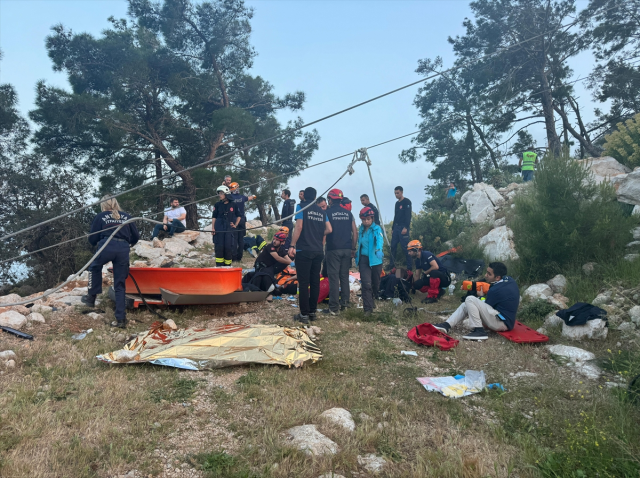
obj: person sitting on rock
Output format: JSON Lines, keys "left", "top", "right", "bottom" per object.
{"left": 433, "top": 262, "right": 519, "bottom": 341}
{"left": 152, "top": 198, "right": 186, "bottom": 239}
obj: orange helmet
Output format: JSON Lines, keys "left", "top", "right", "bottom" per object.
{"left": 279, "top": 226, "right": 290, "bottom": 234}
{"left": 229, "top": 182, "right": 240, "bottom": 192}
{"left": 407, "top": 240, "right": 422, "bottom": 251}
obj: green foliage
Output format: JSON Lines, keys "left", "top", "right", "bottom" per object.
{"left": 603, "top": 112, "right": 640, "bottom": 169}
{"left": 518, "top": 299, "right": 556, "bottom": 323}
{"left": 149, "top": 376, "right": 199, "bottom": 403}
{"left": 410, "top": 211, "right": 466, "bottom": 253}
{"left": 511, "top": 152, "right": 635, "bottom": 282}
{"left": 194, "top": 451, "right": 256, "bottom": 478}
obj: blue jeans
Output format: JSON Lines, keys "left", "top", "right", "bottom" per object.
{"left": 522, "top": 170, "right": 534, "bottom": 182}
{"left": 389, "top": 226, "right": 412, "bottom": 270}
{"left": 152, "top": 219, "right": 185, "bottom": 238}
{"left": 88, "top": 240, "right": 130, "bottom": 321}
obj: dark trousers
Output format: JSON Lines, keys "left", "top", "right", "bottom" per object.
{"left": 296, "top": 250, "right": 324, "bottom": 316}
{"left": 214, "top": 225, "right": 236, "bottom": 266}
{"left": 359, "top": 254, "right": 382, "bottom": 312}
{"left": 88, "top": 240, "right": 130, "bottom": 321}
{"left": 413, "top": 269, "right": 451, "bottom": 290}
{"left": 389, "top": 226, "right": 413, "bottom": 270}
{"left": 152, "top": 219, "right": 185, "bottom": 238}
{"left": 234, "top": 219, "right": 246, "bottom": 261}
{"left": 326, "top": 249, "right": 351, "bottom": 312}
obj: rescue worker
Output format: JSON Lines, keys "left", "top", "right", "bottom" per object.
{"left": 316, "top": 197, "right": 328, "bottom": 211}
{"left": 277, "top": 225, "right": 292, "bottom": 256}
{"left": 518, "top": 148, "right": 538, "bottom": 182}
{"left": 82, "top": 196, "right": 140, "bottom": 329}
{"left": 407, "top": 240, "right": 451, "bottom": 303}
{"left": 323, "top": 188, "right": 357, "bottom": 315}
{"left": 280, "top": 189, "right": 296, "bottom": 232}
{"left": 242, "top": 231, "right": 292, "bottom": 296}
{"left": 212, "top": 185, "right": 240, "bottom": 267}
{"left": 359, "top": 194, "right": 380, "bottom": 225}
{"left": 229, "top": 182, "right": 256, "bottom": 261}
{"left": 355, "top": 207, "right": 384, "bottom": 316}
{"left": 388, "top": 186, "right": 412, "bottom": 271}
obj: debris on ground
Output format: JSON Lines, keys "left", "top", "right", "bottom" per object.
{"left": 417, "top": 370, "right": 486, "bottom": 398}
{"left": 72, "top": 328, "right": 93, "bottom": 340}
{"left": 97, "top": 322, "right": 322, "bottom": 370}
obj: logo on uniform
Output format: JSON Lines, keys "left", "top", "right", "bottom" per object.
{"left": 400, "top": 206, "right": 403, "bottom": 209}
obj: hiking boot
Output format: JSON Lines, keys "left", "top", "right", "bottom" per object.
{"left": 364, "top": 311, "right": 372, "bottom": 317}
{"left": 308, "top": 312, "right": 317, "bottom": 321}
{"left": 438, "top": 288, "right": 446, "bottom": 298}
{"left": 293, "top": 313, "right": 310, "bottom": 324}
{"left": 433, "top": 322, "right": 451, "bottom": 333}
{"left": 81, "top": 295, "right": 96, "bottom": 307}
{"left": 110, "top": 320, "right": 127, "bottom": 329}
{"left": 322, "top": 309, "right": 338, "bottom": 316}
{"left": 463, "top": 327, "right": 488, "bottom": 341}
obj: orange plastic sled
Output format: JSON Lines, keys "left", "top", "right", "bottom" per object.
{"left": 125, "top": 267, "right": 242, "bottom": 295}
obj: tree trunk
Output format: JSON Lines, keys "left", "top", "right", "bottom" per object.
{"left": 257, "top": 203, "right": 268, "bottom": 225}
{"left": 270, "top": 193, "right": 281, "bottom": 221}
{"left": 465, "top": 114, "right": 483, "bottom": 182}
{"left": 553, "top": 103, "right": 601, "bottom": 157}
{"left": 539, "top": 71, "right": 562, "bottom": 156}
{"left": 155, "top": 151, "right": 164, "bottom": 214}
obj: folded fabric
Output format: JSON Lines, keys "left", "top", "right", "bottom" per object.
{"left": 556, "top": 302, "right": 607, "bottom": 326}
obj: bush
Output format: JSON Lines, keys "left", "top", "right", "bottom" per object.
{"left": 603, "top": 112, "right": 640, "bottom": 169}
{"left": 511, "top": 151, "right": 635, "bottom": 283}
{"left": 410, "top": 211, "right": 466, "bottom": 253}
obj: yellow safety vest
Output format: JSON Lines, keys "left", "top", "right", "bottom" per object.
{"left": 522, "top": 151, "right": 537, "bottom": 171}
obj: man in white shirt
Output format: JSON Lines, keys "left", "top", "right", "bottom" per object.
{"left": 152, "top": 198, "right": 187, "bottom": 238}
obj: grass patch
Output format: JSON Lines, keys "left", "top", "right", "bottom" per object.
{"left": 149, "top": 375, "right": 200, "bottom": 403}
{"left": 194, "top": 451, "right": 257, "bottom": 478}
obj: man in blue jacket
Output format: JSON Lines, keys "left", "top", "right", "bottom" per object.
{"left": 433, "top": 262, "right": 520, "bottom": 340}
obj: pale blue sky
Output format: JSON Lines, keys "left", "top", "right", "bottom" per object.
{"left": 0, "top": 0, "right": 596, "bottom": 221}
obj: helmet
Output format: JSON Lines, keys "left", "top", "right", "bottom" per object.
{"left": 359, "top": 206, "right": 375, "bottom": 218}
{"left": 274, "top": 231, "right": 287, "bottom": 242}
{"left": 229, "top": 182, "right": 240, "bottom": 192}
{"left": 279, "top": 226, "right": 290, "bottom": 234}
{"left": 327, "top": 188, "right": 343, "bottom": 200}
{"left": 217, "top": 185, "right": 230, "bottom": 195}
{"left": 407, "top": 240, "right": 422, "bottom": 251}
{"left": 341, "top": 197, "right": 352, "bottom": 211}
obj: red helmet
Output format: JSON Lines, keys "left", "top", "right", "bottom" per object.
{"left": 327, "top": 188, "right": 343, "bottom": 200}
{"left": 359, "top": 206, "right": 375, "bottom": 218}
{"left": 340, "top": 197, "right": 352, "bottom": 211}
{"left": 274, "top": 232, "right": 287, "bottom": 242}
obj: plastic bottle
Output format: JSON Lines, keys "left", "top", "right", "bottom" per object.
{"left": 448, "top": 284, "right": 455, "bottom": 296}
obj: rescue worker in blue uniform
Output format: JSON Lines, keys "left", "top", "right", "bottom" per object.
{"left": 407, "top": 240, "right": 451, "bottom": 303}
{"left": 281, "top": 189, "right": 296, "bottom": 232}
{"left": 228, "top": 182, "right": 256, "bottom": 262}
{"left": 82, "top": 196, "right": 140, "bottom": 328}
{"left": 212, "top": 185, "right": 241, "bottom": 267}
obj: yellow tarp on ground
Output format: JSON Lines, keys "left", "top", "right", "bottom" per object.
{"left": 97, "top": 323, "right": 322, "bottom": 370}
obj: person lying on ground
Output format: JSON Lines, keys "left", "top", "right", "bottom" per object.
{"left": 407, "top": 240, "right": 451, "bottom": 304}
{"left": 433, "top": 262, "right": 520, "bottom": 341}
{"left": 152, "top": 198, "right": 186, "bottom": 239}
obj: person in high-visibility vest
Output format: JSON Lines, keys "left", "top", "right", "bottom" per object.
{"left": 518, "top": 148, "right": 538, "bottom": 182}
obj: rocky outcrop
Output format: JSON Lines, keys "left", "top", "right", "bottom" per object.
{"left": 478, "top": 226, "right": 519, "bottom": 261}
{"left": 462, "top": 190, "right": 496, "bottom": 224}
{"left": 616, "top": 169, "right": 640, "bottom": 206}
{"left": 576, "top": 156, "right": 631, "bottom": 186}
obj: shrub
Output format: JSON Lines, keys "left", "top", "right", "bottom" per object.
{"left": 511, "top": 151, "right": 635, "bottom": 283}
{"left": 518, "top": 299, "right": 556, "bottom": 323}
{"left": 410, "top": 211, "right": 466, "bottom": 253}
{"left": 603, "top": 112, "right": 640, "bottom": 169}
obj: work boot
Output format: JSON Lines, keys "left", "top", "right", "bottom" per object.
{"left": 463, "top": 327, "right": 489, "bottom": 341}
{"left": 81, "top": 295, "right": 96, "bottom": 307}
{"left": 322, "top": 309, "right": 338, "bottom": 316}
{"left": 308, "top": 312, "right": 317, "bottom": 321}
{"left": 422, "top": 297, "right": 439, "bottom": 304}
{"left": 433, "top": 322, "right": 451, "bottom": 333}
{"left": 293, "top": 313, "right": 310, "bottom": 324}
{"left": 110, "top": 319, "right": 127, "bottom": 329}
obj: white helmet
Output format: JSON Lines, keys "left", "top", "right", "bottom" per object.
{"left": 217, "top": 185, "right": 230, "bottom": 195}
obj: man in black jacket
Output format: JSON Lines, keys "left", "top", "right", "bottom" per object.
{"left": 359, "top": 194, "right": 380, "bottom": 225}
{"left": 288, "top": 187, "right": 332, "bottom": 324}
{"left": 388, "top": 186, "right": 413, "bottom": 271}
{"left": 280, "top": 189, "right": 296, "bottom": 232}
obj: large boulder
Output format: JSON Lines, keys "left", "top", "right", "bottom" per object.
{"left": 616, "top": 170, "right": 640, "bottom": 206}
{"left": 0, "top": 294, "right": 22, "bottom": 306}
{"left": 576, "top": 156, "right": 631, "bottom": 185}
{"left": 163, "top": 237, "right": 194, "bottom": 256}
{"left": 547, "top": 344, "right": 602, "bottom": 379}
{"left": 562, "top": 318, "right": 608, "bottom": 340}
{"left": 523, "top": 283, "right": 553, "bottom": 300}
{"left": 546, "top": 274, "right": 567, "bottom": 294}
{"left": 133, "top": 243, "right": 164, "bottom": 260}
{"left": 478, "top": 226, "right": 519, "bottom": 260}
{"left": 177, "top": 230, "right": 201, "bottom": 243}
{"left": 0, "top": 310, "right": 27, "bottom": 329}
{"left": 464, "top": 190, "right": 496, "bottom": 224}
{"left": 285, "top": 425, "right": 338, "bottom": 456}
{"left": 483, "top": 185, "right": 506, "bottom": 207}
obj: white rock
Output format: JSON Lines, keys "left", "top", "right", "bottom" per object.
{"left": 59, "top": 295, "right": 85, "bottom": 306}
{"left": 629, "top": 305, "right": 640, "bottom": 325}
{"left": 632, "top": 205, "right": 640, "bottom": 216}
{"left": 164, "top": 319, "right": 178, "bottom": 330}
{"left": 460, "top": 190, "right": 472, "bottom": 205}
{"left": 571, "top": 362, "right": 602, "bottom": 380}
{"left": 624, "top": 253, "right": 640, "bottom": 262}
{"left": 617, "top": 322, "right": 636, "bottom": 332}
{"left": 176, "top": 230, "right": 201, "bottom": 244}
{"left": 626, "top": 241, "right": 640, "bottom": 248}
{"left": 357, "top": 454, "right": 387, "bottom": 474}
{"left": 5, "top": 360, "right": 15, "bottom": 369}
{"left": 576, "top": 156, "right": 631, "bottom": 185}
{"left": 0, "top": 310, "right": 27, "bottom": 329}
{"left": 0, "top": 293, "right": 21, "bottom": 305}
{"left": 537, "top": 327, "right": 548, "bottom": 335}
{"left": 131, "top": 261, "right": 149, "bottom": 268}
{"left": 562, "top": 319, "right": 608, "bottom": 340}
{"left": 69, "top": 287, "right": 88, "bottom": 296}
{"left": 478, "top": 226, "right": 519, "bottom": 261}
{"left": 544, "top": 313, "right": 564, "bottom": 328}
{"left": 152, "top": 237, "right": 165, "bottom": 248}
{"left": 616, "top": 170, "right": 640, "bottom": 205}
{"left": 465, "top": 190, "right": 496, "bottom": 224}
{"left": 286, "top": 425, "right": 338, "bottom": 456}
{"left": 10, "top": 305, "right": 30, "bottom": 315}
{"left": 133, "top": 243, "right": 164, "bottom": 260}
{"left": 163, "top": 238, "right": 194, "bottom": 255}
{"left": 194, "top": 227, "right": 212, "bottom": 247}
{"left": 319, "top": 408, "right": 355, "bottom": 432}
{"left": 548, "top": 294, "right": 569, "bottom": 310}
{"left": 512, "top": 371, "right": 538, "bottom": 379}
{"left": 26, "top": 313, "right": 45, "bottom": 324}
{"left": 493, "top": 217, "right": 506, "bottom": 228}
{"left": 524, "top": 283, "right": 553, "bottom": 300}
{"left": 31, "top": 304, "right": 53, "bottom": 314}
{"left": 547, "top": 344, "right": 595, "bottom": 362}
{"left": 484, "top": 185, "right": 506, "bottom": 207}
{"left": 87, "top": 312, "right": 103, "bottom": 320}
{"left": 592, "top": 291, "right": 612, "bottom": 306}
{"left": 149, "top": 256, "right": 173, "bottom": 268}
{"left": 582, "top": 262, "right": 597, "bottom": 275}
{"left": 472, "top": 182, "right": 489, "bottom": 191}
{"left": 633, "top": 227, "right": 640, "bottom": 241}
{"left": 605, "top": 381, "right": 623, "bottom": 388}
{"left": 0, "top": 350, "right": 17, "bottom": 361}
{"left": 546, "top": 274, "right": 567, "bottom": 294}
{"left": 318, "top": 474, "right": 346, "bottom": 478}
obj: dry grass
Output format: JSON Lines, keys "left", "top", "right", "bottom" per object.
{"left": 1, "top": 279, "right": 639, "bottom": 478}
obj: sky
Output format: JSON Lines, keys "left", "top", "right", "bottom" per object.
{"left": 0, "top": 0, "right": 597, "bottom": 223}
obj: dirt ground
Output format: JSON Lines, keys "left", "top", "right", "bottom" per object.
{"left": 1, "top": 267, "right": 638, "bottom": 478}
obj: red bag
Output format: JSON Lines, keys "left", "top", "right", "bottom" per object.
{"left": 317, "top": 276, "right": 330, "bottom": 303}
{"left": 407, "top": 323, "right": 459, "bottom": 351}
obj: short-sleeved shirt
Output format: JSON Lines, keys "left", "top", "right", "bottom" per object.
{"left": 326, "top": 204, "right": 354, "bottom": 251}
{"left": 165, "top": 206, "right": 187, "bottom": 227}
{"left": 255, "top": 243, "right": 279, "bottom": 269}
{"left": 414, "top": 250, "right": 447, "bottom": 273}
{"left": 295, "top": 203, "right": 328, "bottom": 252}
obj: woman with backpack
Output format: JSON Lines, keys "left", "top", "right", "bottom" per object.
{"left": 355, "top": 207, "right": 384, "bottom": 316}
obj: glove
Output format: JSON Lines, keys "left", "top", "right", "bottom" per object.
{"left": 375, "top": 250, "right": 383, "bottom": 260}
{"left": 290, "top": 261, "right": 295, "bottom": 267}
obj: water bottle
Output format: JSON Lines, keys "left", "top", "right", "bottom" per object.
{"left": 448, "top": 284, "right": 455, "bottom": 296}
